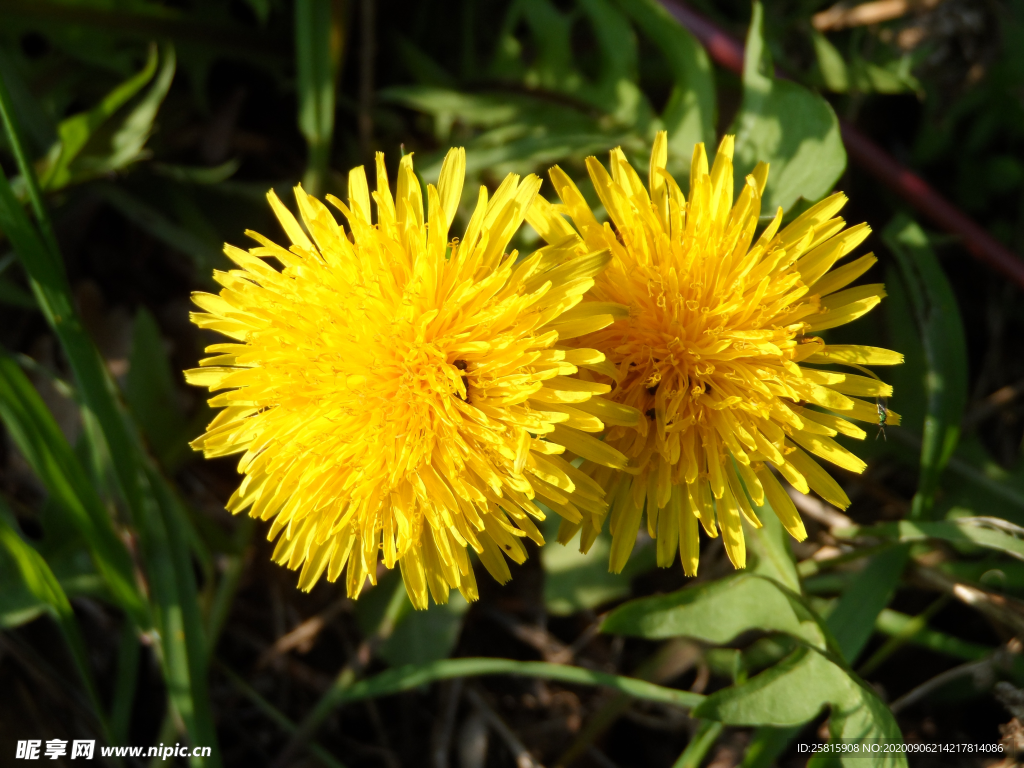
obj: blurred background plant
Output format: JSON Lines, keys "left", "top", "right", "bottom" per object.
{"left": 2, "top": 0, "right": 1024, "bottom": 766}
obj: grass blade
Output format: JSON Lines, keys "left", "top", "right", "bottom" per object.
{"left": 0, "top": 81, "right": 220, "bottom": 766}
{"left": 296, "top": 0, "right": 341, "bottom": 196}
{"left": 0, "top": 353, "right": 149, "bottom": 628}
{"left": 836, "top": 518, "right": 1024, "bottom": 561}
{"left": 330, "top": 657, "right": 705, "bottom": 709}
{"left": 0, "top": 500, "right": 112, "bottom": 742}
{"left": 884, "top": 215, "right": 968, "bottom": 519}
{"left": 111, "top": 619, "right": 141, "bottom": 744}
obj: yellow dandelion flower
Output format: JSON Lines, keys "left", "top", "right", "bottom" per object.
{"left": 526, "top": 132, "right": 903, "bottom": 575}
{"left": 185, "top": 149, "right": 637, "bottom": 609}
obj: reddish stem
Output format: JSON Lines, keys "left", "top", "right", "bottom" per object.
{"left": 660, "top": 0, "right": 1024, "bottom": 288}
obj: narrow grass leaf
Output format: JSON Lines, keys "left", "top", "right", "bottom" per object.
{"left": 0, "top": 500, "right": 111, "bottom": 741}
{"left": 0, "top": 354, "right": 148, "bottom": 627}
{"left": 883, "top": 215, "right": 968, "bottom": 519}
{"left": 331, "top": 657, "right": 704, "bottom": 709}
{"left": 837, "top": 518, "right": 1024, "bottom": 562}
{"left": 296, "top": 0, "right": 339, "bottom": 196}
{"left": 0, "top": 90, "right": 219, "bottom": 765}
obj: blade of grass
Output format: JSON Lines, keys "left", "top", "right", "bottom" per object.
{"left": 874, "top": 607, "right": 992, "bottom": 662}
{"left": 206, "top": 518, "right": 253, "bottom": 646}
{"left": 111, "top": 619, "right": 141, "bottom": 744}
{"left": 279, "top": 656, "right": 702, "bottom": 767}
{"left": 0, "top": 72, "right": 60, "bottom": 265}
{"left": 145, "top": 463, "right": 218, "bottom": 762}
{"left": 333, "top": 657, "right": 705, "bottom": 709}
{"left": 0, "top": 353, "right": 149, "bottom": 628}
{"left": 835, "top": 518, "right": 1024, "bottom": 561}
{"left": 884, "top": 215, "right": 968, "bottom": 520}
{"left": 0, "top": 499, "right": 112, "bottom": 743}
{"left": 0, "top": 81, "right": 219, "bottom": 766}
{"left": 858, "top": 595, "right": 949, "bottom": 676}
{"left": 673, "top": 720, "right": 723, "bottom": 768}
{"left": 296, "top": 0, "right": 342, "bottom": 195}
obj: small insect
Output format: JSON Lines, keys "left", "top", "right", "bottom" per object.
{"left": 876, "top": 396, "right": 888, "bottom": 441}
{"left": 453, "top": 359, "right": 469, "bottom": 402}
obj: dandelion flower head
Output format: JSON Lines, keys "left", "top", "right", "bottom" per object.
{"left": 527, "top": 132, "right": 903, "bottom": 575}
{"left": 186, "top": 149, "right": 636, "bottom": 608}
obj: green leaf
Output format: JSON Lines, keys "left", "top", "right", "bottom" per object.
{"left": 0, "top": 84, "right": 220, "bottom": 766}
{"left": 811, "top": 31, "right": 849, "bottom": 92}
{"left": 575, "top": 0, "right": 650, "bottom": 126}
{"left": 125, "top": 307, "right": 189, "bottom": 467}
{"left": 379, "top": 593, "right": 470, "bottom": 667}
{"left": 296, "top": 0, "right": 339, "bottom": 196}
{"left": 883, "top": 216, "right": 968, "bottom": 518}
{"left": 0, "top": 546, "right": 47, "bottom": 628}
{"left": 602, "top": 572, "right": 826, "bottom": 649}
{"left": 824, "top": 545, "right": 908, "bottom": 664}
{"left": 0, "top": 353, "right": 149, "bottom": 628}
{"left": 616, "top": 0, "right": 716, "bottom": 165}
{"left": 731, "top": 2, "right": 846, "bottom": 212}
{"left": 38, "top": 44, "right": 159, "bottom": 191}
{"left": 332, "top": 657, "right": 704, "bottom": 710}
{"left": 356, "top": 567, "right": 470, "bottom": 667}
{"left": 0, "top": 501, "right": 110, "bottom": 740}
{"left": 748, "top": 493, "right": 801, "bottom": 594}
{"left": 838, "top": 517, "right": 1024, "bottom": 562}
{"left": 76, "top": 44, "right": 176, "bottom": 179}
{"left": 695, "top": 646, "right": 906, "bottom": 768}
{"left": 543, "top": 523, "right": 634, "bottom": 615}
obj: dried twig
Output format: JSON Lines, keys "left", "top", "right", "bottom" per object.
{"left": 257, "top": 599, "right": 349, "bottom": 668}
{"left": 912, "top": 565, "right": 1024, "bottom": 637}
{"left": 485, "top": 609, "right": 601, "bottom": 665}
{"left": 890, "top": 644, "right": 1019, "bottom": 713}
{"left": 812, "top": 0, "right": 942, "bottom": 31}
{"left": 787, "top": 488, "right": 854, "bottom": 531}
{"left": 963, "top": 377, "right": 1024, "bottom": 430}
{"left": 458, "top": 709, "right": 489, "bottom": 768}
